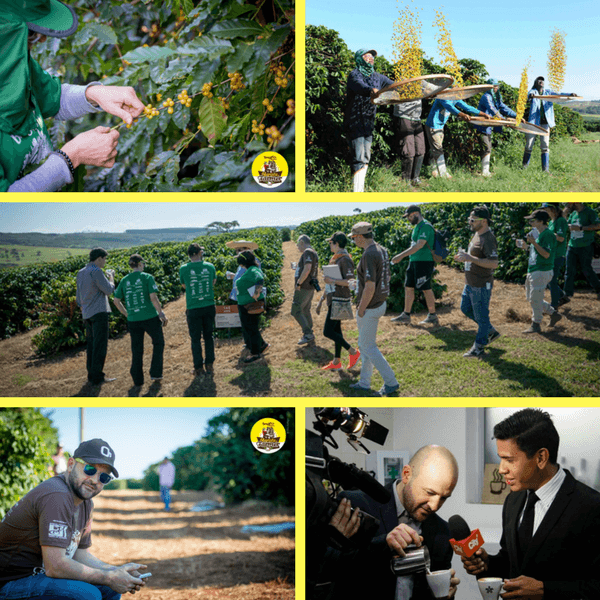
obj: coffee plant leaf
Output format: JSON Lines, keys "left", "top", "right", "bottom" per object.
{"left": 211, "top": 19, "right": 264, "bottom": 39}
{"left": 146, "top": 151, "right": 179, "bottom": 177}
{"left": 121, "top": 46, "right": 177, "bottom": 64}
{"left": 198, "top": 97, "right": 228, "bottom": 143}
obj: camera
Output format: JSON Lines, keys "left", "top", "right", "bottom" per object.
{"left": 310, "top": 277, "right": 321, "bottom": 292}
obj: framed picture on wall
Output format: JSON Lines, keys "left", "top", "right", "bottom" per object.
{"left": 366, "top": 451, "right": 410, "bottom": 487}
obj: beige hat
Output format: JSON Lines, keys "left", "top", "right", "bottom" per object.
{"left": 225, "top": 240, "right": 259, "bottom": 251}
{"left": 349, "top": 222, "right": 373, "bottom": 237}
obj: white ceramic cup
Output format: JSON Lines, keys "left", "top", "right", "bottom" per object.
{"left": 478, "top": 577, "right": 504, "bottom": 600}
{"left": 426, "top": 569, "right": 452, "bottom": 599}
{"left": 291, "top": 262, "right": 297, "bottom": 269}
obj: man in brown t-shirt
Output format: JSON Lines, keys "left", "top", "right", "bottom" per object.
{"left": 349, "top": 222, "right": 399, "bottom": 396}
{"left": 453, "top": 205, "right": 500, "bottom": 358}
{"left": 292, "top": 234, "right": 319, "bottom": 344}
{"left": 0, "top": 439, "right": 146, "bottom": 600}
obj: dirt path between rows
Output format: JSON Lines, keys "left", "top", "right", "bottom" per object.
{"left": 90, "top": 490, "right": 294, "bottom": 600}
{"left": 0, "top": 240, "right": 598, "bottom": 397}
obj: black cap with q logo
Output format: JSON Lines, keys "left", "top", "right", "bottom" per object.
{"left": 73, "top": 438, "right": 118, "bottom": 478}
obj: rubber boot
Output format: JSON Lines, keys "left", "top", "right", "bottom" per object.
{"left": 541, "top": 152, "right": 550, "bottom": 173}
{"left": 401, "top": 157, "right": 414, "bottom": 182}
{"left": 353, "top": 167, "right": 366, "bottom": 192}
{"left": 436, "top": 154, "right": 451, "bottom": 178}
{"left": 522, "top": 151, "right": 531, "bottom": 168}
{"left": 412, "top": 155, "right": 424, "bottom": 185}
{"left": 360, "top": 166, "right": 368, "bottom": 192}
{"left": 481, "top": 154, "right": 491, "bottom": 177}
{"left": 353, "top": 170, "right": 361, "bottom": 192}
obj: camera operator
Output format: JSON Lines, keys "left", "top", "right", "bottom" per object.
{"left": 292, "top": 235, "right": 320, "bottom": 345}
{"left": 334, "top": 445, "right": 461, "bottom": 600}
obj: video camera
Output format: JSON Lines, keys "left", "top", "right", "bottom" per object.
{"left": 306, "top": 408, "right": 390, "bottom": 549}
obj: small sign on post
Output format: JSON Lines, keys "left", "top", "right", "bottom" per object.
{"left": 215, "top": 305, "right": 241, "bottom": 329}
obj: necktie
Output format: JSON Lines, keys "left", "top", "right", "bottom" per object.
{"left": 517, "top": 491, "right": 539, "bottom": 561}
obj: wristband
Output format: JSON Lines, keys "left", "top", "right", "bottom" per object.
{"left": 55, "top": 149, "right": 75, "bottom": 179}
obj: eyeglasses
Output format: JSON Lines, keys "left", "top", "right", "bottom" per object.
{"left": 468, "top": 217, "right": 483, "bottom": 222}
{"left": 75, "top": 458, "right": 113, "bottom": 484}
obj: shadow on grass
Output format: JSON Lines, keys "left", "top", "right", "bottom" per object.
{"left": 427, "top": 326, "right": 573, "bottom": 397}
{"left": 296, "top": 342, "right": 333, "bottom": 366}
{"left": 229, "top": 360, "right": 272, "bottom": 395}
{"left": 72, "top": 381, "right": 102, "bottom": 397}
{"left": 183, "top": 373, "right": 217, "bottom": 397}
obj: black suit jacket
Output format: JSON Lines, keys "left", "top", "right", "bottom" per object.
{"left": 335, "top": 481, "right": 453, "bottom": 600}
{"left": 487, "top": 469, "right": 600, "bottom": 600}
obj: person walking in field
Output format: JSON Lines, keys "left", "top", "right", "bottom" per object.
{"left": 390, "top": 205, "right": 439, "bottom": 325}
{"left": 113, "top": 254, "right": 167, "bottom": 387}
{"left": 349, "top": 222, "right": 399, "bottom": 396}
{"left": 157, "top": 457, "right": 175, "bottom": 512}
{"left": 345, "top": 49, "right": 394, "bottom": 192}
{"left": 180, "top": 243, "right": 217, "bottom": 377}
{"left": 516, "top": 209, "right": 561, "bottom": 333}
{"left": 0, "top": 438, "right": 147, "bottom": 600}
{"left": 292, "top": 235, "right": 319, "bottom": 345}
{"left": 541, "top": 202, "right": 569, "bottom": 311}
{"left": 76, "top": 247, "right": 116, "bottom": 386}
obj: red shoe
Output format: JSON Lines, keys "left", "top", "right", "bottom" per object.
{"left": 321, "top": 361, "right": 342, "bottom": 371}
{"left": 348, "top": 350, "right": 361, "bottom": 369}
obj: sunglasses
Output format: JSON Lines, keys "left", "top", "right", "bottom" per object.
{"left": 75, "top": 458, "right": 113, "bottom": 484}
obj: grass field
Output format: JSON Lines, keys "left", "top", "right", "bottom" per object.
{"left": 307, "top": 131, "right": 600, "bottom": 193}
{"left": 0, "top": 245, "right": 88, "bottom": 268}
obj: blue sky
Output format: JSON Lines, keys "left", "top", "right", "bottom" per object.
{"left": 307, "top": 0, "right": 600, "bottom": 100}
{"left": 43, "top": 407, "right": 227, "bottom": 479}
{"left": 0, "top": 202, "right": 410, "bottom": 234}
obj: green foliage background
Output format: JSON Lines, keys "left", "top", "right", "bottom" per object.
{"left": 29, "top": 0, "right": 295, "bottom": 191}
{"left": 142, "top": 408, "right": 294, "bottom": 506}
{"left": 305, "top": 25, "right": 584, "bottom": 181}
{"left": 0, "top": 228, "right": 284, "bottom": 353}
{"left": 295, "top": 202, "right": 600, "bottom": 310}
{"left": 0, "top": 409, "right": 58, "bottom": 519}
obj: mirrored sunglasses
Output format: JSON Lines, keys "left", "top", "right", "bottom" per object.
{"left": 75, "top": 458, "right": 113, "bottom": 484}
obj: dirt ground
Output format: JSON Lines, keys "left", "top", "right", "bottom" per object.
{"left": 90, "top": 490, "right": 294, "bottom": 600}
{"left": 0, "top": 240, "right": 598, "bottom": 397}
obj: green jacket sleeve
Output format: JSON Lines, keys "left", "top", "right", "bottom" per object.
{"left": 29, "top": 57, "right": 62, "bottom": 119}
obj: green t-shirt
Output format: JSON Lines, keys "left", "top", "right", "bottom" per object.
{"left": 568, "top": 207, "right": 600, "bottom": 248}
{"left": 528, "top": 228, "right": 556, "bottom": 273}
{"left": 548, "top": 216, "right": 568, "bottom": 258}
{"left": 409, "top": 219, "right": 435, "bottom": 262}
{"left": 114, "top": 272, "right": 159, "bottom": 322}
{"left": 179, "top": 261, "right": 216, "bottom": 309}
{"left": 235, "top": 266, "right": 265, "bottom": 306}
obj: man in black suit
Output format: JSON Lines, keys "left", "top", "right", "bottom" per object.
{"left": 462, "top": 408, "right": 600, "bottom": 600}
{"left": 333, "top": 445, "right": 460, "bottom": 600}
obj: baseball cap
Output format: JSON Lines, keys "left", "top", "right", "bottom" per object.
{"left": 472, "top": 205, "right": 492, "bottom": 222}
{"left": 524, "top": 209, "right": 550, "bottom": 223}
{"left": 74, "top": 439, "right": 118, "bottom": 478}
{"left": 402, "top": 205, "right": 421, "bottom": 218}
{"left": 349, "top": 222, "right": 373, "bottom": 237}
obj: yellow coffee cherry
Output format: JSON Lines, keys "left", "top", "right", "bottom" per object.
{"left": 197, "top": 124, "right": 202, "bottom": 131}
{"left": 262, "top": 98, "right": 270, "bottom": 106}
{"left": 286, "top": 99, "right": 295, "bottom": 116}
{"left": 167, "top": 107, "right": 174, "bottom": 114}
{"left": 267, "top": 104, "right": 274, "bottom": 112}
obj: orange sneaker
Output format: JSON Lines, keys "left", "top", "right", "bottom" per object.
{"left": 321, "top": 361, "right": 342, "bottom": 371}
{"left": 348, "top": 349, "right": 361, "bottom": 369}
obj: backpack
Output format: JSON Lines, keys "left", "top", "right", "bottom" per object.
{"left": 425, "top": 229, "right": 450, "bottom": 264}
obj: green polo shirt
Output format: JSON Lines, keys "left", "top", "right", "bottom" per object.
{"left": 409, "top": 219, "right": 435, "bottom": 262}
{"left": 179, "top": 260, "right": 216, "bottom": 309}
{"left": 548, "top": 216, "right": 568, "bottom": 258}
{"left": 114, "top": 272, "right": 159, "bottom": 322}
{"left": 528, "top": 228, "right": 556, "bottom": 273}
{"left": 568, "top": 207, "right": 599, "bottom": 248}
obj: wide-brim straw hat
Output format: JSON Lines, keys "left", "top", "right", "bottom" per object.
{"left": 6, "top": 0, "right": 79, "bottom": 38}
{"left": 225, "top": 240, "right": 259, "bottom": 251}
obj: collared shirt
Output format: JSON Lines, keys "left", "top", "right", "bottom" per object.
{"left": 75, "top": 263, "right": 114, "bottom": 319}
{"left": 393, "top": 480, "right": 422, "bottom": 600}
{"left": 518, "top": 465, "right": 566, "bottom": 536}
{"left": 158, "top": 461, "right": 176, "bottom": 488}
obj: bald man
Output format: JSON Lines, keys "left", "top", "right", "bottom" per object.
{"left": 332, "top": 445, "right": 460, "bottom": 600}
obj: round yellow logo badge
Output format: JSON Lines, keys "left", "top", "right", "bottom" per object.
{"left": 252, "top": 152, "right": 288, "bottom": 189}
{"left": 251, "top": 418, "right": 286, "bottom": 454}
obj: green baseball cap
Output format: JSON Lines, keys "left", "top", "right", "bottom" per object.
{"left": 2, "top": 0, "right": 79, "bottom": 38}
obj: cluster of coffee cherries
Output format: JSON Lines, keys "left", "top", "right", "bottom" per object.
{"left": 265, "top": 125, "right": 282, "bottom": 146}
{"left": 271, "top": 62, "right": 289, "bottom": 88}
{"left": 177, "top": 90, "right": 193, "bottom": 107}
{"left": 202, "top": 82, "right": 214, "bottom": 98}
{"left": 262, "top": 98, "right": 274, "bottom": 112}
{"left": 143, "top": 103, "right": 160, "bottom": 119}
{"left": 251, "top": 119, "right": 266, "bottom": 136}
{"left": 162, "top": 97, "right": 176, "bottom": 114}
{"left": 228, "top": 72, "right": 245, "bottom": 91}
{"left": 218, "top": 96, "right": 230, "bottom": 110}
{"left": 285, "top": 99, "right": 295, "bottom": 116}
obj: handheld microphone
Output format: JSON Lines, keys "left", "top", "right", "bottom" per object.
{"left": 448, "top": 515, "right": 484, "bottom": 558}
{"left": 328, "top": 458, "right": 391, "bottom": 504}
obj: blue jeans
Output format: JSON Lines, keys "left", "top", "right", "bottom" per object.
{"left": 461, "top": 284, "right": 493, "bottom": 346}
{"left": 547, "top": 256, "right": 565, "bottom": 308}
{"left": 350, "top": 136, "right": 372, "bottom": 174}
{"left": 0, "top": 574, "right": 120, "bottom": 600}
{"left": 160, "top": 486, "right": 171, "bottom": 511}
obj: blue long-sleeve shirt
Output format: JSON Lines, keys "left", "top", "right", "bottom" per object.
{"left": 473, "top": 91, "right": 517, "bottom": 135}
{"left": 527, "top": 87, "right": 558, "bottom": 128}
{"left": 425, "top": 99, "right": 480, "bottom": 130}
{"left": 345, "top": 69, "right": 394, "bottom": 139}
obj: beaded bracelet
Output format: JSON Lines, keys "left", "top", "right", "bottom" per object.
{"left": 55, "top": 149, "right": 76, "bottom": 180}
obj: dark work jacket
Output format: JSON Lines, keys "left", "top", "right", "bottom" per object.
{"left": 330, "top": 481, "right": 452, "bottom": 600}
{"left": 345, "top": 69, "right": 394, "bottom": 140}
{"left": 486, "top": 469, "right": 600, "bottom": 600}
